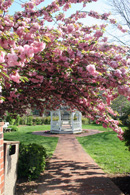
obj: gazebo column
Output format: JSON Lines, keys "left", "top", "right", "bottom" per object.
{"left": 79, "top": 111, "right": 82, "bottom": 130}
{"left": 71, "top": 112, "right": 74, "bottom": 133}
{"left": 58, "top": 109, "right": 61, "bottom": 131}
{"left": 50, "top": 111, "right": 53, "bottom": 130}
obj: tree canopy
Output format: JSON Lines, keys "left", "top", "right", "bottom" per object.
{"left": 107, "top": 0, "right": 130, "bottom": 46}
{"left": 0, "top": 0, "right": 130, "bottom": 140}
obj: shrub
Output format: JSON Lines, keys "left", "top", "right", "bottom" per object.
{"left": 27, "top": 116, "right": 33, "bottom": 126}
{"left": 18, "top": 143, "right": 47, "bottom": 180}
{"left": 32, "top": 118, "right": 36, "bottom": 125}
{"left": 35, "top": 117, "right": 42, "bottom": 125}
{"left": 15, "top": 115, "right": 20, "bottom": 126}
{"left": 43, "top": 116, "right": 51, "bottom": 124}
{"left": 19, "top": 116, "right": 27, "bottom": 125}
{"left": 123, "top": 115, "right": 130, "bottom": 151}
{"left": 6, "top": 114, "right": 16, "bottom": 125}
{"left": 8, "top": 125, "right": 18, "bottom": 131}
{"left": 82, "top": 117, "right": 89, "bottom": 125}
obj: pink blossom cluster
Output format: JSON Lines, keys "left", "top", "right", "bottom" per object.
{"left": 0, "top": 51, "right": 5, "bottom": 63}
{"left": 10, "top": 72, "right": 20, "bottom": 83}
{"left": 117, "top": 24, "right": 127, "bottom": 33}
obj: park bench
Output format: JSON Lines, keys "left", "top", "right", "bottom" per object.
{"left": 3, "top": 122, "right": 12, "bottom": 133}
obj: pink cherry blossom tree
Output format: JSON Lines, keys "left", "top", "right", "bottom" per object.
{"left": 0, "top": 0, "right": 130, "bottom": 140}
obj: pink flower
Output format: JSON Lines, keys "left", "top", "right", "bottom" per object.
{"left": 7, "top": 52, "right": 18, "bottom": 67}
{"left": 110, "top": 19, "right": 116, "bottom": 24}
{"left": 114, "top": 69, "right": 122, "bottom": 78}
{"left": 110, "top": 61, "right": 118, "bottom": 68}
{"left": 63, "top": 3, "right": 70, "bottom": 11}
{"left": 0, "top": 99, "right": 3, "bottom": 104}
{"left": 10, "top": 72, "right": 20, "bottom": 83}
{"left": 31, "top": 42, "right": 46, "bottom": 53}
{"left": 94, "top": 30, "right": 103, "bottom": 38}
{"left": 86, "top": 64, "right": 96, "bottom": 75}
{"left": 67, "top": 24, "right": 74, "bottom": 33}
{"left": 103, "top": 123, "right": 107, "bottom": 128}
{"left": 117, "top": 134, "right": 123, "bottom": 141}
{"left": 16, "top": 26, "right": 25, "bottom": 36}
{"left": 24, "top": 45, "right": 34, "bottom": 58}
{"left": 0, "top": 51, "right": 5, "bottom": 63}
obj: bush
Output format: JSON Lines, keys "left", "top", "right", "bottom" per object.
{"left": 18, "top": 143, "right": 47, "bottom": 180}
{"left": 123, "top": 115, "right": 130, "bottom": 151}
{"left": 8, "top": 125, "right": 18, "bottom": 131}
{"left": 15, "top": 115, "right": 20, "bottom": 126}
{"left": 35, "top": 117, "right": 40, "bottom": 125}
{"left": 6, "top": 114, "right": 16, "bottom": 125}
{"left": 82, "top": 117, "right": 89, "bottom": 125}
{"left": 19, "top": 116, "right": 27, "bottom": 125}
{"left": 43, "top": 116, "right": 51, "bottom": 124}
{"left": 27, "top": 116, "right": 33, "bottom": 126}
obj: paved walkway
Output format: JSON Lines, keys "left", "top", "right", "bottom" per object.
{"left": 35, "top": 133, "right": 124, "bottom": 195}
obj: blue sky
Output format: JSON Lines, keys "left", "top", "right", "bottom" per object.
{"left": 8, "top": 0, "right": 128, "bottom": 45}
{"left": 8, "top": 0, "right": 110, "bottom": 26}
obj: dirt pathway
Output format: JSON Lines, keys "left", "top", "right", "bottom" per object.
{"left": 35, "top": 134, "right": 124, "bottom": 195}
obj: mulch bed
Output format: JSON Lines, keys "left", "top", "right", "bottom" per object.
{"left": 109, "top": 173, "right": 130, "bottom": 195}
{"left": 32, "top": 129, "right": 103, "bottom": 137}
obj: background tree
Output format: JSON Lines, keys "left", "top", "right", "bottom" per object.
{"left": 106, "top": 0, "right": 130, "bottom": 46}
{"left": 111, "top": 95, "right": 130, "bottom": 125}
{"left": 123, "top": 115, "right": 130, "bottom": 150}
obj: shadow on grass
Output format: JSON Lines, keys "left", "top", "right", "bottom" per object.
{"left": 25, "top": 132, "right": 32, "bottom": 134}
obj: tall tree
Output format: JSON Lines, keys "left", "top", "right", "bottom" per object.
{"left": 106, "top": 0, "right": 130, "bottom": 45}
{"left": 0, "top": 0, "right": 130, "bottom": 140}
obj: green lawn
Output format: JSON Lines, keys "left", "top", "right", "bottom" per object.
{"left": 77, "top": 131, "right": 130, "bottom": 174}
{"left": 82, "top": 124, "right": 126, "bottom": 132}
{"left": 4, "top": 125, "right": 58, "bottom": 156}
{"left": 4, "top": 124, "right": 129, "bottom": 174}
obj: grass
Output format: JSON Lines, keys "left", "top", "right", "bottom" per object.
{"left": 82, "top": 123, "right": 126, "bottom": 132}
{"left": 4, "top": 123, "right": 129, "bottom": 174}
{"left": 77, "top": 131, "right": 130, "bottom": 174}
{"left": 4, "top": 125, "right": 58, "bottom": 156}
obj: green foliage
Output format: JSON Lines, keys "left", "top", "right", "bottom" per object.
{"left": 15, "top": 115, "right": 20, "bottom": 126}
{"left": 18, "top": 143, "right": 47, "bottom": 180}
{"left": 82, "top": 117, "right": 89, "bottom": 125}
{"left": 6, "top": 113, "right": 16, "bottom": 125}
{"left": 4, "top": 112, "right": 51, "bottom": 126}
{"left": 120, "top": 108, "right": 130, "bottom": 125}
{"left": 111, "top": 95, "right": 130, "bottom": 125}
{"left": 123, "top": 115, "right": 130, "bottom": 151}
{"left": 111, "top": 95, "right": 130, "bottom": 115}
{"left": 52, "top": 116, "right": 59, "bottom": 121}
{"left": 35, "top": 117, "right": 42, "bottom": 125}
{"left": 43, "top": 116, "right": 51, "bottom": 124}
{"left": 27, "top": 116, "right": 33, "bottom": 126}
{"left": 8, "top": 125, "right": 18, "bottom": 131}
{"left": 19, "top": 116, "right": 27, "bottom": 125}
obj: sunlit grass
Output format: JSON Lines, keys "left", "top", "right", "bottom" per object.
{"left": 77, "top": 131, "right": 130, "bottom": 174}
{"left": 4, "top": 125, "right": 58, "bottom": 156}
{"left": 82, "top": 124, "right": 126, "bottom": 132}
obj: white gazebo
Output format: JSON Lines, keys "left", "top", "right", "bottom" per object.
{"left": 50, "top": 107, "right": 82, "bottom": 134}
